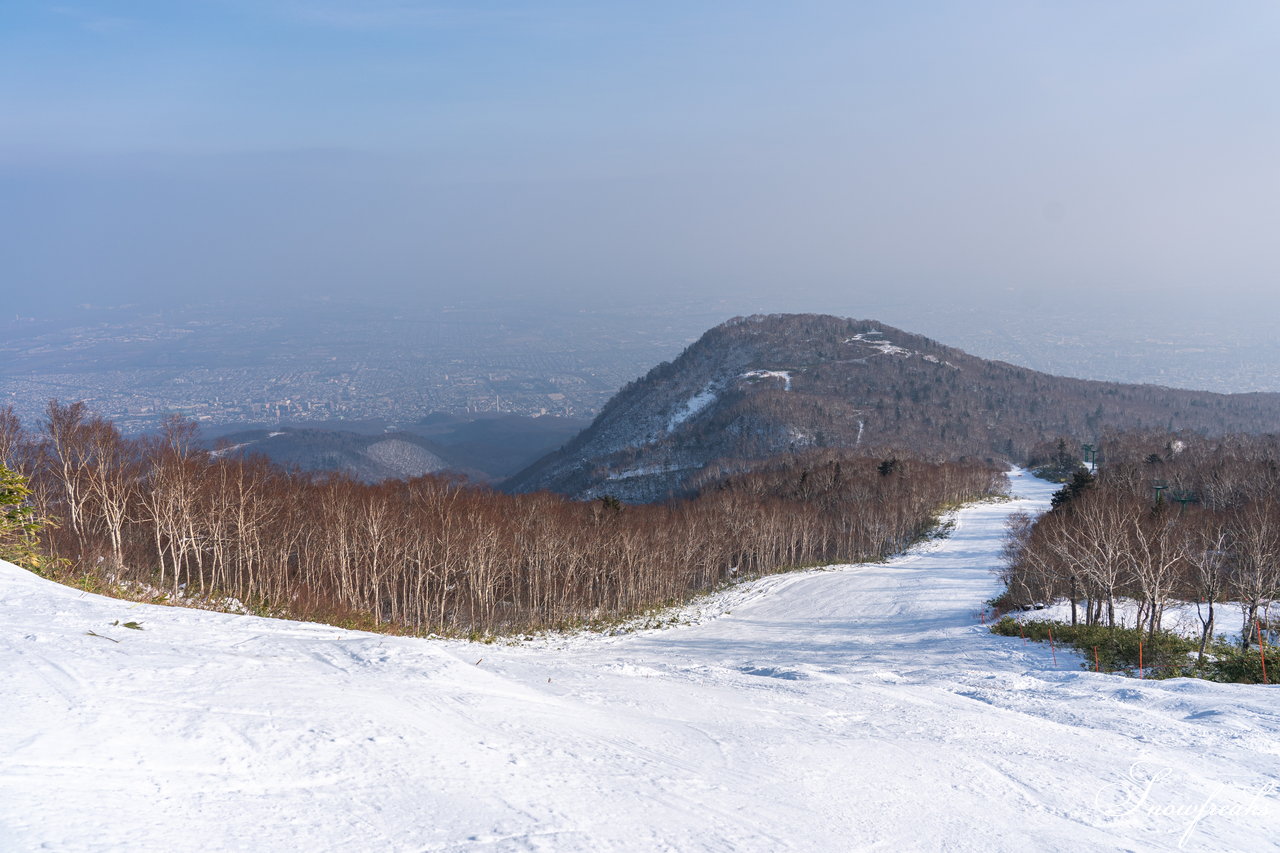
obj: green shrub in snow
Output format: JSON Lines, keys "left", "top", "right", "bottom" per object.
{"left": 994, "top": 616, "right": 1279, "bottom": 684}
{"left": 0, "top": 465, "right": 49, "bottom": 572}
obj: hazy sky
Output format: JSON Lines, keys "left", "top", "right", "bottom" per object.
{"left": 3, "top": 1, "right": 1278, "bottom": 321}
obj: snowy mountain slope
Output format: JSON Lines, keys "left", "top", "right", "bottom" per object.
{"left": 506, "top": 313, "right": 1280, "bottom": 501}
{"left": 3, "top": 472, "right": 1278, "bottom": 851}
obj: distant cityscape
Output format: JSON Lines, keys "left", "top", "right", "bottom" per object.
{"left": 0, "top": 299, "right": 726, "bottom": 434}
{"left": 3, "top": 296, "right": 1279, "bottom": 436}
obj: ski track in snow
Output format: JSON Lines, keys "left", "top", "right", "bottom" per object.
{"left": 3, "top": 471, "right": 1279, "bottom": 851}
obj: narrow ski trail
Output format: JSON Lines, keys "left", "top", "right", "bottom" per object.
{"left": 2, "top": 471, "right": 1277, "bottom": 852}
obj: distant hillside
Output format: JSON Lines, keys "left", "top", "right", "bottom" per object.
{"left": 211, "top": 429, "right": 455, "bottom": 483}
{"left": 406, "top": 413, "right": 590, "bottom": 479}
{"left": 506, "top": 313, "right": 1280, "bottom": 501}
{"left": 210, "top": 414, "right": 588, "bottom": 483}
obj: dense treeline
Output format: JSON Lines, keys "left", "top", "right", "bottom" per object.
{"left": 1000, "top": 430, "right": 1280, "bottom": 657}
{"left": 0, "top": 401, "right": 1001, "bottom": 635}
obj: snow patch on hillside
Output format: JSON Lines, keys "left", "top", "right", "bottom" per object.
{"left": 605, "top": 463, "right": 689, "bottom": 482}
{"left": 787, "top": 427, "right": 815, "bottom": 447}
{"left": 365, "top": 438, "right": 449, "bottom": 478}
{"left": 740, "top": 370, "right": 792, "bottom": 391}
{"left": 844, "top": 332, "right": 958, "bottom": 367}
{"left": 210, "top": 441, "right": 255, "bottom": 458}
{"left": 845, "top": 332, "right": 912, "bottom": 357}
{"left": 667, "top": 387, "right": 717, "bottom": 432}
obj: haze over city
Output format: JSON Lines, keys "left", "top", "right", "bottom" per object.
{"left": 3, "top": 2, "right": 1277, "bottom": 339}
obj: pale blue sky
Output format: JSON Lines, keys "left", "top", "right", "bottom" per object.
{"left": 3, "top": 2, "right": 1278, "bottom": 318}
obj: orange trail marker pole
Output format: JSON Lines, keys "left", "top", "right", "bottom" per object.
{"left": 1094, "top": 646, "right": 1100, "bottom": 673}
{"left": 1020, "top": 624, "right": 1026, "bottom": 643}
{"left": 1258, "top": 621, "right": 1269, "bottom": 685}
{"left": 1048, "top": 627, "right": 1058, "bottom": 667}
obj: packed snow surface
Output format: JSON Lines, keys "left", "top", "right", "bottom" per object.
{"left": 3, "top": 472, "right": 1279, "bottom": 851}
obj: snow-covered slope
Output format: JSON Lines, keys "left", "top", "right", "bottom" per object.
{"left": 3, "top": 472, "right": 1278, "bottom": 851}
{"left": 507, "top": 313, "right": 1280, "bottom": 502}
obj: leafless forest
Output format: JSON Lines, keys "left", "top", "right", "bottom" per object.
{"left": 1001, "top": 431, "right": 1280, "bottom": 656}
{"left": 0, "top": 402, "right": 1001, "bottom": 635}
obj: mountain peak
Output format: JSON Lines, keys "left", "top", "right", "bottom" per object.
{"left": 505, "top": 313, "right": 1280, "bottom": 501}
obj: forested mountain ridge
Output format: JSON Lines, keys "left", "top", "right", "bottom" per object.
{"left": 506, "top": 313, "right": 1280, "bottom": 501}
{"left": 207, "top": 414, "right": 589, "bottom": 484}
{"left": 211, "top": 428, "right": 454, "bottom": 483}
